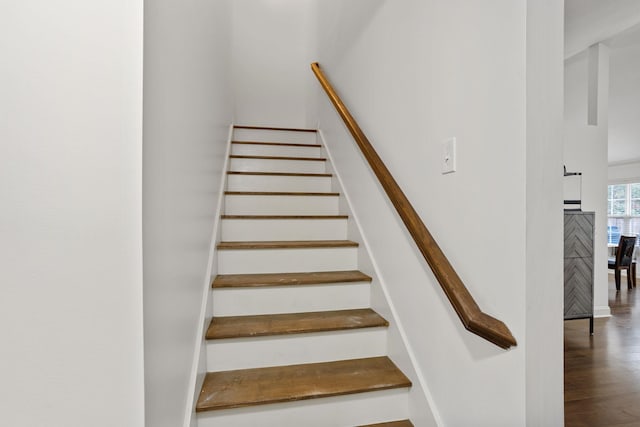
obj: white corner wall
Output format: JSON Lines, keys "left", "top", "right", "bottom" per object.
{"left": 525, "top": 0, "right": 565, "bottom": 424}
{"left": 315, "top": 1, "right": 531, "bottom": 425}
{"left": 142, "top": 0, "right": 232, "bottom": 426}
{"left": 231, "top": 0, "right": 317, "bottom": 128}
{"left": 0, "top": 1, "right": 144, "bottom": 426}
{"left": 564, "top": 49, "right": 611, "bottom": 318}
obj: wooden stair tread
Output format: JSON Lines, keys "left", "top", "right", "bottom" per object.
{"left": 234, "top": 125, "right": 317, "bottom": 133}
{"left": 230, "top": 154, "right": 326, "bottom": 162}
{"left": 212, "top": 270, "right": 372, "bottom": 288}
{"left": 358, "top": 421, "right": 414, "bottom": 427}
{"left": 217, "top": 240, "right": 358, "bottom": 250}
{"left": 228, "top": 171, "right": 332, "bottom": 177}
{"left": 207, "top": 308, "right": 388, "bottom": 339}
{"left": 232, "top": 141, "right": 321, "bottom": 148}
{"left": 196, "top": 356, "right": 411, "bottom": 412}
{"left": 224, "top": 191, "right": 339, "bottom": 196}
{"left": 221, "top": 215, "right": 348, "bottom": 219}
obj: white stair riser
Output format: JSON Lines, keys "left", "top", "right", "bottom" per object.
{"left": 197, "top": 388, "right": 410, "bottom": 427}
{"left": 224, "top": 195, "right": 338, "bottom": 215}
{"left": 212, "top": 283, "right": 371, "bottom": 316}
{"left": 233, "top": 128, "right": 317, "bottom": 145}
{"left": 227, "top": 174, "right": 332, "bottom": 192}
{"left": 230, "top": 158, "right": 326, "bottom": 174}
{"left": 218, "top": 247, "right": 358, "bottom": 275}
{"left": 207, "top": 328, "right": 387, "bottom": 371}
{"left": 231, "top": 144, "right": 321, "bottom": 158}
{"left": 221, "top": 219, "right": 347, "bottom": 241}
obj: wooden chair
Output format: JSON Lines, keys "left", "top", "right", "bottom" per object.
{"left": 608, "top": 235, "right": 637, "bottom": 290}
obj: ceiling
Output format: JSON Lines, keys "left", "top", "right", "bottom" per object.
{"left": 565, "top": 0, "right": 640, "bottom": 164}
{"left": 565, "top": 0, "right": 640, "bottom": 58}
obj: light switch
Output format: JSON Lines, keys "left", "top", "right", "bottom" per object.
{"left": 442, "top": 137, "right": 456, "bottom": 174}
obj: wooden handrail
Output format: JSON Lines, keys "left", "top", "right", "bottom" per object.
{"left": 311, "top": 62, "right": 517, "bottom": 349}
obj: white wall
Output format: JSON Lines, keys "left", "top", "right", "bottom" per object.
{"left": 231, "top": 0, "right": 317, "bottom": 128}
{"left": 564, "top": 48, "right": 611, "bottom": 317}
{"left": 142, "top": 0, "right": 233, "bottom": 426}
{"left": 525, "top": 0, "right": 565, "bottom": 424}
{"left": 0, "top": 1, "right": 144, "bottom": 426}
{"left": 316, "top": 1, "right": 532, "bottom": 424}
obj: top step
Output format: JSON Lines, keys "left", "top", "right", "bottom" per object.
{"left": 233, "top": 125, "right": 318, "bottom": 145}
{"left": 235, "top": 125, "right": 317, "bottom": 133}
{"left": 359, "top": 421, "right": 414, "bottom": 427}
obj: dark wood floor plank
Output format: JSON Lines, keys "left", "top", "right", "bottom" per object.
{"left": 212, "top": 270, "right": 372, "bottom": 288}
{"left": 565, "top": 275, "right": 640, "bottom": 427}
{"left": 217, "top": 240, "right": 358, "bottom": 250}
{"left": 207, "top": 308, "right": 388, "bottom": 339}
{"left": 196, "top": 356, "right": 411, "bottom": 412}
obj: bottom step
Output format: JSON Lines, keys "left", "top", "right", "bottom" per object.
{"left": 197, "top": 356, "right": 410, "bottom": 412}
{"left": 197, "top": 388, "right": 410, "bottom": 427}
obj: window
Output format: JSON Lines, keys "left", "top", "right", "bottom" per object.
{"left": 607, "top": 182, "right": 640, "bottom": 245}
{"left": 608, "top": 184, "right": 626, "bottom": 216}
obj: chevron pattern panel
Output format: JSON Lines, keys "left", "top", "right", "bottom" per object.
{"left": 564, "top": 211, "right": 594, "bottom": 321}
{"left": 564, "top": 258, "right": 593, "bottom": 318}
{"left": 564, "top": 213, "right": 594, "bottom": 259}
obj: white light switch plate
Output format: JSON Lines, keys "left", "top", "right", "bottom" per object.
{"left": 442, "top": 137, "right": 456, "bottom": 174}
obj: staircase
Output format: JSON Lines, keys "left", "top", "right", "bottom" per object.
{"left": 196, "top": 126, "right": 414, "bottom": 427}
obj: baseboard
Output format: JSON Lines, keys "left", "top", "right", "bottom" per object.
{"left": 183, "top": 124, "right": 234, "bottom": 427}
{"left": 594, "top": 306, "right": 611, "bottom": 318}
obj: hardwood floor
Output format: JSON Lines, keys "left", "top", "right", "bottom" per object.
{"left": 565, "top": 274, "right": 640, "bottom": 426}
